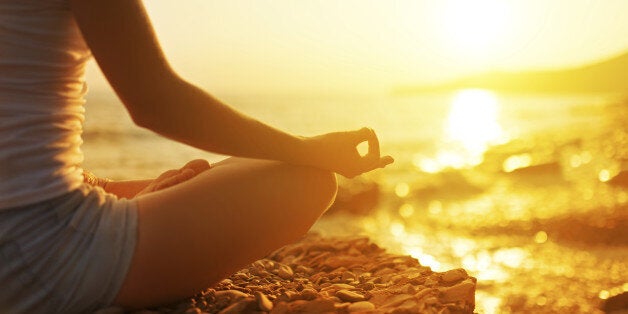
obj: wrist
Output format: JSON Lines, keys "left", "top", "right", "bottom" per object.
{"left": 82, "top": 170, "right": 111, "bottom": 189}
{"left": 287, "top": 135, "right": 317, "bottom": 167}
{"left": 98, "top": 177, "right": 112, "bottom": 190}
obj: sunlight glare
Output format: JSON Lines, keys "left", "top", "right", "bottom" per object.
{"left": 446, "top": 89, "right": 505, "bottom": 150}
{"left": 389, "top": 222, "right": 406, "bottom": 237}
{"left": 395, "top": 182, "right": 410, "bottom": 197}
{"left": 534, "top": 231, "right": 548, "bottom": 244}
{"left": 451, "top": 238, "right": 476, "bottom": 257}
{"left": 438, "top": 0, "right": 512, "bottom": 61}
{"left": 413, "top": 156, "right": 441, "bottom": 173}
{"left": 503, "top": 153, "right": 533, "bottom": 172}
{"left": 405, "top": 247, "right": 442, "bottom": 271}
{"left": 428, "top": 200, "right": 443, "bottom": 215}
{"left": 417, "top": 89, "right": 507, "bottom": 173}
{"left": 476, "top": 291, "right": 502, "bottom": 314}
{"left": 398, "top": 204, "right": 415, "bottom": 218}
{"left": 598, "top": 169, "right": 611, "bottom": 182}
{"left": 493, "top": 248, "right": 528, "bottom": 268}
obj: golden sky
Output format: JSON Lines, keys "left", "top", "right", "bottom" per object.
{"left": 86, "top": 0, "right": 628, "bottom": 95}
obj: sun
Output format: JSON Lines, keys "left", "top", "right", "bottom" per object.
{"left": 435, "top": 0, "right": 512, "bottom": 62}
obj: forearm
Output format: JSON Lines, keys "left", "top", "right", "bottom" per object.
{"left": 72, "top": 0, "right": 310, "bottom": 166}
{"left": 133, "top": 78, "right": 311, "bottom": 165}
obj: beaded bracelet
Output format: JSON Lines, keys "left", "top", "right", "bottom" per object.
{"left": 82, "top": 170, "right": 111, "bottom": 189}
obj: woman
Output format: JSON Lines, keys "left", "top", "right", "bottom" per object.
{"left": 0, "top": 0, "right": 393, "bottom": 312}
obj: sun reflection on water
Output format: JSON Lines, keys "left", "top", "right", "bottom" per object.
{"left": 316, "top": 90, "right": 628, "bottom": 313}
{"left": 415, "top": 89, "right": 509, "bottom": 173}
{"left": 404, "top": 246, "right": 443, "bottom": 271}
{"left": 476, "top": 291, "right": 502, "bottom": 314}
{"left": 446, "top": 89, "right": 505, "bottom": 151}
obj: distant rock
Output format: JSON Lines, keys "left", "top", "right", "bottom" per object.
{"left": 601, "top": 291, "right": 628, "bottom": 313}
{"left": 608, "top": 170, "right": 628, "bottom": 187}
{"left": 395, "top": 51, "right": 628, "bottom": 94}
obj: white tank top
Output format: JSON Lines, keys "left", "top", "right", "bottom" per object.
{"left": 0, "top": 0, "right": 91, "bottom": 209}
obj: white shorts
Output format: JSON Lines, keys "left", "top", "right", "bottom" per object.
{"left": 0, "top": 184, "right": 138, "bottom": 313}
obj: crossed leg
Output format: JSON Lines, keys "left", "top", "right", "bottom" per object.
{"left": 112, "top": 157, "right": 337, "bottom": 308}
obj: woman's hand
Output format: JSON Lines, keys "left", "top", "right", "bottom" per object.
{"left": 136, "top": 159, "right": 211, "bottom": 196}
{"left": 83, "top": 159, "right": 211, "bottom": 199}
{"left": 302, "top": 127, "right": 394, "bottom": 178}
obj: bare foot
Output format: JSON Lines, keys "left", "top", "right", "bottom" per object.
{"left": 137, "top": 159, "right": 211, "bottom": 196}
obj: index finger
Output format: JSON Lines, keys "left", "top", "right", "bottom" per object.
{"left": 350, "top": 127, "right": 373, "bottom": 145}
{"left": 365, "top": 128, "right": 381, "bottom": 161}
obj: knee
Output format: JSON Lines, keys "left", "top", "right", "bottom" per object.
{"left": 306, "top": 167, "right": 338, "bottom": 209}
{"left": 288, "top": 165, "right": 337, "bottom": 211}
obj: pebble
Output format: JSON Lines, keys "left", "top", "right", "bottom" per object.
{"left": 277, "top": 265, "right": 294, "bottom": 280}
{"left": 348, "top": 247, "right": 362, "bottom": 256}
{"left": 295, "top": 265, "right": 313, "bottom": 275}
{"left": 395, "top": 299, "right": 418, "bottom": 312}
{"left": 336, "top": 289, "right": 366, "bottom": 302}
{"left": 277, "top": 291, "right": 297, "bottom": 302}
{"left": 382, "top": 293, "right": 415, "bottom": 308}
{"left": 401, "top": 284, "right": 415, "bottom": 294}
{"left": 342, "top": 271, "right": 356, "bottom": 282}
{"left": 440, "top": 279, "right": 475, "bottom": 303}
{"left": 298, "top": 288, "right": 318, "bottom": 300}
{"left": 348, "top": 301, "right": 376, "bottom": 312}
{"left": 414, "top": 287, "right": 434, "bottom": 300}
{"left": 375, "top": 267, "right": 396, "bottom": 276}
{"left": 254, "top": 291, "right": 273, "bottom": 311}
{"left": 331, "top": 283, "right": 355, "bottom": 290}
{"left": 214, "top": 289, "right": 248, "bottom": 301}
{"left": 424, "top": 276, "right": 438, "bottom": 287}
{"left": 232, "top": 273, "right": 248, "bottom": 281}
{"left": 219, "top": 279, "right": 232, "bottom": 285}
{"left": 441, "top": 268, "right": 468, "bottom": 283}
{"left": 217, "top": 298, "right": 254, "bottom": 314}
{"left": 357, "top": 282, "right": 375, "bottom": 291}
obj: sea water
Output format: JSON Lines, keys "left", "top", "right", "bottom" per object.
{"left": 82, "top": 89, "right": 627, "bottom": 313}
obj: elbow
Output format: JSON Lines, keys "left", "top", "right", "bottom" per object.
{"left": 128, "top": 105, "right": 170, "bottom": 134}
{"left": 121, "top": 97, "right": 154, "bottom": 129}
{"left": 121, "top": 74, "right": 185, "bottom": 130}
{"left": 128, "top": 107, "right": 155, "bottom": 129}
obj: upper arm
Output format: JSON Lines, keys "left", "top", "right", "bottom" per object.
{"left": 70, "top": 0, "right": 178, "bottom": 119}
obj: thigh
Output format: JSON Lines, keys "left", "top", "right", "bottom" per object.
{"left": 113, "top": 157, "right": 336, "bottom": 308}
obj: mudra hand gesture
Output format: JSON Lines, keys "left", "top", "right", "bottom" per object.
{"left": 303, "top": 127, "right": 394, "bottom": 178}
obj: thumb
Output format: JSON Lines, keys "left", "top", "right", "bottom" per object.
{"left": 378, "top": 156, "right": 394, "bottom": 168}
